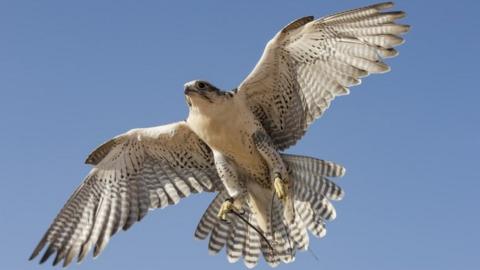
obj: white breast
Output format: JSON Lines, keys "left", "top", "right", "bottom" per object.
{"left": 186, "top": 96, "right": 263, "bottom": 169}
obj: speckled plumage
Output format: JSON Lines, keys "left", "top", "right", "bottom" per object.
{"left": 30, "top": 2, "right": 408, "bottom": 268}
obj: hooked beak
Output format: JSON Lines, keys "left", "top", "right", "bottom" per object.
{"left": 184, "top": 84, "right": 212, "bottom": 103}
{"left": 184, "top": 85, "right": 197, "bottom": 96}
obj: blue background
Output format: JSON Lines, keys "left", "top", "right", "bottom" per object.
{"left": 1, "top": 1, "right": 478, "bottom": 269}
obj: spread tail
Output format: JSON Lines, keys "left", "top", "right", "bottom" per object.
{"left": 194, "top": 154, "right": 345, "bottom": 268}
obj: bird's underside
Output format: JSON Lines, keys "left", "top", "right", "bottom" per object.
{"left": 30, "top": 2, "right": 409, "bottom": 268}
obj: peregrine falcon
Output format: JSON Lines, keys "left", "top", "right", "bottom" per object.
{"left": 30, "top": 2, "right": 409, "bottom": 268}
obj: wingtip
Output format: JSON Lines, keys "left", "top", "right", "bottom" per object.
{"left": 39, "top": 245, "right": 55, "bottom": 264}
{"left": 375, "top": 2, "right": 395, "bottom": 10}
{"left": 389, "top": 10, "right": 406, "bottom": 18}
{"left": 52, "top": 251, "right": 65, "bottom": 267}
{"left": 29, "top": 237, "right": 47, "bottom": 262}
{"left": 379, "top": 48, "right": 399, "bottom": 58}
{"left": 28, "top": 253, "right": 37, "bottom": 261}
{"left": 377, "top": 62, "right": 391, "bottom": 73}
{"left": 29, "top": 248, "right": 39, "bottom": 261}
{"left": 77, "top": 244, "right": 90, "bottom": 263}
{"left": 93, "top": 244, "right": 102, "bottom": 258}
{"left": 63, "top": 248, "right": 77, "bottom": 268}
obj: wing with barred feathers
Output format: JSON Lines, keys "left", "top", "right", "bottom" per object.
{"left": 30, "top": 121, "right": 222, "bottom": 267}
{"left": 238, "top": 2, "right": 409, "bottom": 150}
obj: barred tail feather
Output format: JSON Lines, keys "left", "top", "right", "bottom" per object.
{"left": 194, "top": 154, "right": 345, "bottom": 267}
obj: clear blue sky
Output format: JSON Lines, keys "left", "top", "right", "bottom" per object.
{"left": 1, "top": 1, "right": 478, "bottom": 270}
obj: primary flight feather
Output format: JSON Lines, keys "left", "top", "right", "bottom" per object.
{"left": 30, "top": 2, "right": 409, "bottom": 268}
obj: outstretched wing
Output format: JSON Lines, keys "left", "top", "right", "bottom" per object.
{"left": 30, "top": 122, "right": 221, "bottom": 267}
{"left": 238, "top": 2, "right": 409, "bottom": 150}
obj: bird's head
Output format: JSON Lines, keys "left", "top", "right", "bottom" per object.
{"left": 184, "top": 80, "right": 233, "bottom": 109}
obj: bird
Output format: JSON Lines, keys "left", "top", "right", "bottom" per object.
{"left": 29, "top": 2, "right": 409, "bottom": 268}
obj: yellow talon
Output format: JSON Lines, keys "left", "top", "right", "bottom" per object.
{"left": 274, "top": 177, "right": 288, "bottom": 201}
{"left": 217, "top": 199, "right": 234, "bottom": 221}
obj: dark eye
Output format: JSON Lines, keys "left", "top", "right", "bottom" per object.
{"left": 197, "top": 81, "right": 206, "bottom": 89}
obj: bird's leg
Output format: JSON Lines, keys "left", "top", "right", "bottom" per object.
{"left": 252, "top": 131, "right": 289, "bottom": 202}
{"left": 213, "top": 150, "right": 244, "bottom": 220}
{"left": 273, "top": 173, "right": 288, "bottom": 201}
